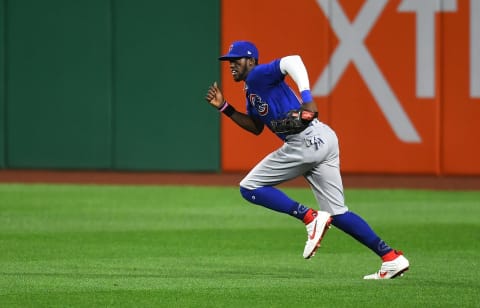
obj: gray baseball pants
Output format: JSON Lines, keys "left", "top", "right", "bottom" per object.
{"left": 239, "top": 119, "right": 349, "bottom": 216}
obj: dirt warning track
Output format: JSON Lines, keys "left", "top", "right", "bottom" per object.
{"left": 0, "top": 170, "right": 479, "bottom": 190}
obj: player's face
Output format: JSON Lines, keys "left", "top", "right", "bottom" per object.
{"left": 228, "top": 58, "right": 252, "bottom": 82}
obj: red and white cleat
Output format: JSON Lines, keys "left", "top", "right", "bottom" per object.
{"left": 363, "top": 250, "right": 410, "bottom": 279}
{"left": 303, "top": 211, "right": 332, "bottom": 259}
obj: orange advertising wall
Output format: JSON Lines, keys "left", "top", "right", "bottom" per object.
{"left": 220, "top": 0, "right": 480, "bottom": 175}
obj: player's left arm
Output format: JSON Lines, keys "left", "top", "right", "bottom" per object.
{"left": 279, "top": 55, "right": 318, "bottom": 119}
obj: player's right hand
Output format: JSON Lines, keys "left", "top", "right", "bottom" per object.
{"left": 205, "top": 82, "right": 224, "bottom": 109}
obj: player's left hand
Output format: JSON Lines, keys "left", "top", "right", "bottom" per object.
{"left": 205, "top": 82, "right": 224, "bottom": 109}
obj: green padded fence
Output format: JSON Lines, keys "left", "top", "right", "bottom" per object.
{"left": 1, "top": 0, "right": 220, "bottom": 171}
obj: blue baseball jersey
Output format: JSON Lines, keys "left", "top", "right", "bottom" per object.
{"left": 245, "top": 59, "right": 303, "bottom": 140}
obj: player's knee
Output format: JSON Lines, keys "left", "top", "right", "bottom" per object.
{"left": 239, "top": 186, "right": 253, "bottom": 202}
{"left": 239, "top": 177, "right": 256, "bottom": 190}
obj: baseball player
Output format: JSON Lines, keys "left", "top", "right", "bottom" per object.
{"left": 205, "top": 41, "right": 409, "bottom": 279}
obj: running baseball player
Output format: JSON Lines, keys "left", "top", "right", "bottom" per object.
{"left": 204, "top": 41, "right": 409, "bottom": 279}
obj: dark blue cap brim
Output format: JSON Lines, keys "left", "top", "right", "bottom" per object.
{"left": 218, "top": 53, "right": 244, "bottom": 61}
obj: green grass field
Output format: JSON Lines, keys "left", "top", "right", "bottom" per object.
{"left": 0, "top": 183, "right": 479, "bottom": 307}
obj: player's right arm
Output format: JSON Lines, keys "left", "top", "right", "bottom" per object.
{"left": 205, "top": 82, "right": 264, "bottom": 135}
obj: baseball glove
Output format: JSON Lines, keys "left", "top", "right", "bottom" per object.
{"left": 271, "top": 109, "right": 317, "bottom": 134}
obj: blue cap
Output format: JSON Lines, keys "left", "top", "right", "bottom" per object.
{"left": 219, "top": 41, "right": 259, "bottom": 61}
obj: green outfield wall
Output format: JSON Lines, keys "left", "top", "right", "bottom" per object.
{"left": 0, "top": 0, "right": 220, "bottom": 171}
{"left": 0, "top": 0, "right": 4, "bottom": 168}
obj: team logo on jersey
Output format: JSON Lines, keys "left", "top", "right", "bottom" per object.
{"left": 249, "top": 94, "right": 268, "bottom": 116}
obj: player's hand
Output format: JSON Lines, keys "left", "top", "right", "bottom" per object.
{"left": 205, "top": 82, "right": 224, "bottom": 109}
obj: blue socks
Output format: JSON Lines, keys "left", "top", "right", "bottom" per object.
{"left": 240, "top": 186, "right": 311, "bottom": 221}
{"left": 240, "top": 186, "right": 393, "bottom": 257}
{"left": 331, "top": 211, "right": 392, "bottom": 257}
